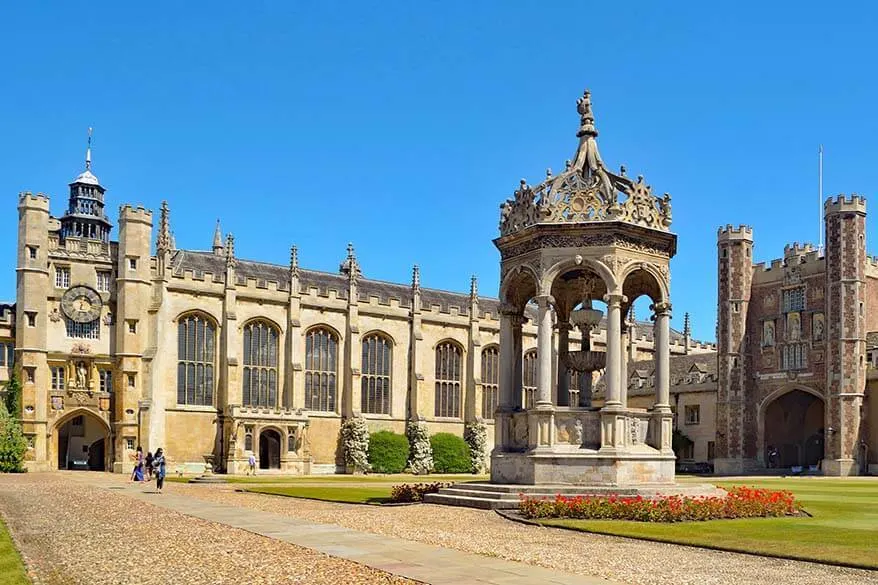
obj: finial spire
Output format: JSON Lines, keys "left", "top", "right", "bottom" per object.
{"left": 212, "top": 219, "right": 224, "bottom": 255}
{"left": 157, "top": 200, "right": 171, "bottom": 254}
{"left": 470, "top": 275, "right": 478, "bottom": 301}
{"left": 85, "top": 127, "right": 93, "bottom": 171}
{"left": 290, "top": 244, "right": 299, "bottom": 276}
{"left": 683, "top": 312, "right": 691, "bottom": 336}
{"left": 225, "top": 233, "right": 236, "bottom": 268}
{"left": 412, "top": 264, "right": 421, "bottom": 293}
{"left": 576, "top": 90, "right": 597, "bottom": 138}
{"left": 339, "top": 242, "right": 361, "bottom": 279}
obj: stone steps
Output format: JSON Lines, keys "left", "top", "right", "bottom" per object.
{"left": 424, "top": 482, "right": 725, "bottom": 509}
{"left": 188, "top": 475, "right": 228, "bottom": 484}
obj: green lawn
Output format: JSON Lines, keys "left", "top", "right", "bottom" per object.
{"left": 0, "top": 518, "right": 29, "bottom": 585}
{"left": 170, "top": 473, "right": 488, "bottom": 485}
{"left": 244, "top": 485, "right": 394, "bottom": 504}
{"left": 538, "top": 478, "right": 878, "bottom": 569}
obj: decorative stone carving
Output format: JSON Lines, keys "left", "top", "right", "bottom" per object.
{"left": 103, "top": 313, "right": 114, "bottom": 326}
{"left": 48, "top": 308, "right": 61, "bottom": 322}
{"left": 572, "top": 419, "right": 583, "bottom": 445}
{"left": 500, "top": 233, "right": 671, "bottom": 261}
{"left": 51, "top": 396, "right": 63, "bottom": 410}
{"left": 70, "top": 342, "right": 91, "bottom": 355}
{"left": 786, "top": 312, "right": 801, "bottom": 341}
{"left": 629, "top": 417, "right": 640, "bottom": 445}
{"left": 498, "top": 90, "right": 672, "bottom": 238}
{"left": 762, "top": 320, "right": 775, "bottom": 347}
{"left": 812, "top": 313, "right": 825, "bottom": 342}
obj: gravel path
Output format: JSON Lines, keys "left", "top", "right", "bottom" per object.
{"left": 175, "top": 482, "right": 878, "bottom": 585}
{"left": 0, "top": 474, "right": 416, "bottom": 585}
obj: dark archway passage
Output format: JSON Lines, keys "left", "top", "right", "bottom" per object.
{"left": 764, "top": 390, "right": 824, "bottom": 468}
{"left": 56, "top": 412, "right": 109, "bottom": 471}
{"left": 259, "top": 429, "right": 281, "bottom": 470}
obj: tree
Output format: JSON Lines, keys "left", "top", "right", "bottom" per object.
{"left": 0, "top": 403, "right": 27, "bottom": 473}
{"left": 3, "top": 370, "right": 21, "bottom": 418}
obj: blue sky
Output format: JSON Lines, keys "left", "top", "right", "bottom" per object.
{"left": 2, "top": 2, "right": 877, "bottom": 341}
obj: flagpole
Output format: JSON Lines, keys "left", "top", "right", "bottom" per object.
{"left": 819, "top": 145, "right": 823, "bottom": 253}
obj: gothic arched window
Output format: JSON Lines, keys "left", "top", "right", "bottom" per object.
{"left": 361, "top": 334, "right": 391, "bottom": 414}
{"left": 242, "top": 320, "right": 279, "bottom": 408}
{"left": 305, "top": 328, "right": 338, "bottom": 411}
{"left": 435, "top": 341, "right": 462, "bottom": 418}
{"left": 523, "top": 350, "right": 538, "bottom": 409}
{"left": 481, "top": 345, "right": 499, "bottom": 419}
{"left": 177, "top": 313, "right": 216, "bottom": 406}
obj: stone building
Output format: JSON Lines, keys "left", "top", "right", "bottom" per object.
{"left": 715, "top": 198, "right": 878, "bottom": 476}
{"left": 12, "top": 129, "right": 712, "bottom": 474}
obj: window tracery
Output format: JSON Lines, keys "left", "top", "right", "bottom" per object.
{"left": 243, "top": 320, "right": 278, "bottom": 408}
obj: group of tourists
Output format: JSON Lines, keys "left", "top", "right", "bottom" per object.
{"left": 129, "top": 446, "right": 167, "bottom": 492}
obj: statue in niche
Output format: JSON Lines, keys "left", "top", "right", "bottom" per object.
{"left": 76, "top": 361, "right": 88, "bottom": 390}
{"left": 787, "top": 312, "right": 801, "bottom": 342}
{"left": 813, "top": 313, "right": 825, "bottom": 342}
{"left": 762, "top": 321, "right": 775, "bottom": 347}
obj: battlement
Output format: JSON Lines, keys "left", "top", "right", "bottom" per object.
{"left": 824, "top": 194, "right": 866, "bottom": 216}
{"left": 784, "top": 242, "right": 816, "bottom": 257}
{"left": 717, "top": 224, "right": 753, "bottom": 241}
{"left": 118, "top": 204, "right": 154, "bottom": 224}
{"left": 18, "top": 191, "right": 51, "bottom": 211}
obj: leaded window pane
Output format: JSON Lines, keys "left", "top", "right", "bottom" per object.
{"left": 176, "top": 314, "right": 217, "bottom": 406}
{"left": 523, "top": 350, "right": 537, "bottom": 409}
{"left": 305, "top": 328, "right": 339, "bottom": 412}
{"left": 361, "top": 334, "right": 392, "bottom": 414}
{"left": 481, "top": 346, "right": 499, "bottom": 419}
{"left": 434, "top": 342, "right": 462, "bottom": 418}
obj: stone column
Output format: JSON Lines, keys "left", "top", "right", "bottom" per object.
{"left": 653, "top": 301, "right": 672, "bottom": 409}
{"left": 651, "top": 301, "right": 674, "bottom": 454}
{"left": 498, "top": 307, "right": 516, "bottom": 410}
{"left": 556, "top": 322, "right": 571, "bottom": 407}
{"left": 620, "top": 321, "right": 629, "bottom": 409}
{"left": 511, "top": 316, "right": 524, "bottom": 410}
{"left": 535, "top": 295, "right": 555, "bottom": 407}
{"left": 602, "top": 293, "right": 625, "bottom": 408}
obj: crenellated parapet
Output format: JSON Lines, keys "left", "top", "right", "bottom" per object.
{"left": 717, "top": 224, "right": 753, "bottom": 242}
{"left": 118, "top": 204, "right": 154, "bottom": 225}
{"left": 18, "top": 191, "right": 51, "bottom": 212}
{"left": 824, "top": 194, "right": 866, "bottom": 216}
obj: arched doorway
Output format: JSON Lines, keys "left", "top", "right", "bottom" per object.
{"left": 259, "top": 429, "right": 281, "bottom": 470}
{"left": 56, "top": 411, "right": 109, "bottom": 471}
{"left": 763, "top": 389, "right": 824, "bottom": 468}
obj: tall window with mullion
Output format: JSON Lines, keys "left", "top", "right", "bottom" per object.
{"left": 361, "top": 334, "right": 391, "bottom": 414}
{"left": 305, "top": 328, "right": 338, "bottom": 411}
{"left": 522, "top": 350, "right": 538, "bottom": 409}
{"left": 177, "top": 314, "right": 216, "bottom": 406}
{"left": 480, "top": 346, "right": 499, "bottom": 419}
{"left": 434, "top": 341, "right": 462, "bottom": 418}
{"left": 242, "top": 321, "right": 279, "bottom": 408}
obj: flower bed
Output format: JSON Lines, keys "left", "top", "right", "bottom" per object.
{"left": 519, "top": 486, "right": 802, "bottom": 522}
{"left": 390, "top": 482, "right": 452, "bottom": 503}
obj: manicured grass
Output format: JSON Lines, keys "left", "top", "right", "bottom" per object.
{"left": 0, "top": 518, "right": 29, "bottom": 585}
{"left": 537, "top": 478, "right": 878, "bottom": 569}
{"left": 245, "top": 485, "right": 394, "bottom": 504}
{"left": 170, "top": 473, "right": 488, "bottom": 485}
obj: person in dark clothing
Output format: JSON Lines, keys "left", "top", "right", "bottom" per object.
{"left": 145, "top": 451, "right": 154, "bottom": 481}
{"left": 153, "top": 448, "right": 167, "bottom": 493}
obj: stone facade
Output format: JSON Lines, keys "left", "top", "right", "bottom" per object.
{"left": 715, "top": 196, "right": 878, "bottom": 476}
{"left": 11, "top": 139, "right": 710, "bottom": 475}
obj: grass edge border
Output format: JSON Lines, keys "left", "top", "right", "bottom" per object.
{"left": 0, "top": 507, "right": 36, "bottom": 585}
{"left": 509, "top": 513, "right": 878, "bottom": 572}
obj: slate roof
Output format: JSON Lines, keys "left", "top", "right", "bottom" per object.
{"left": 169, "top": 249, "right": 708, "bottom": 337}
{"left": 593, "top": 351, "right": 718, "bottom": 397}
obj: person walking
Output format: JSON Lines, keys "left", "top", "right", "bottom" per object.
{"left": 130, "top": 446, "right": 144, "bottom": 482}
{"left": 247, "top": 453, "right": 256, "bottom": 476}
{"left": 144, "top": 451, "right": 154, "bottom": 482}
{"left": 153, "top": 448, "right": 166, "bottom": 494}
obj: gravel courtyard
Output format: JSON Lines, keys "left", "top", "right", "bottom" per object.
{"left": 1, "top": 472, "right": 876, "bottom": 585}
{"left": 174, "top": 481, "right": 878, "bottom": 585}
{"left": 0, "top": 474, "right": 414, "bottom": 585}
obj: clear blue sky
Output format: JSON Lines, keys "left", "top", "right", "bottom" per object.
{"left": 2, "top": 2, "right": 877, "bottom": 342}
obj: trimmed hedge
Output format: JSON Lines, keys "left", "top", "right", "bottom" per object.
{"left": 368, "top": 430, "right": 409, "bottom": 474}
{"left": 429, "top": 433, "right": 471, "bottom": 473}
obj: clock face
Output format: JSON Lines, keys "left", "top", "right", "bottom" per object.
{"left": 60, "top": 286, "right": 102, "bottom": 323}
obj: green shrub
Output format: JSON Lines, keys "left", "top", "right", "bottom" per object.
{"left": 430, "top": 432, "right": 471, "bottom": 473}
{"left": 368, "top": 430, "right": 409, "bottom": 473}
{"left": 0, "top": 403, "right": 26, "bottom": 473}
